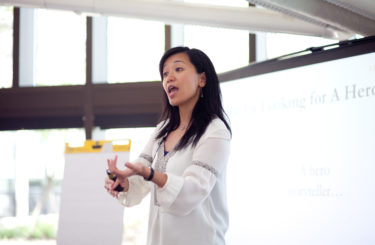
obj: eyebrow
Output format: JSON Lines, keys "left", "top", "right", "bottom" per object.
{"left": 163, "top": 60, "right": 185, "bottom": 68}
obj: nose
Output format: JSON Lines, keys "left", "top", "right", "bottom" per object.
{"left": 165, "top": 71, "right": 175, "bottom": 83}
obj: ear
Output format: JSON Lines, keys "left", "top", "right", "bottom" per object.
{"left": 199, "top": 72, "right": 206, "bottom": 88}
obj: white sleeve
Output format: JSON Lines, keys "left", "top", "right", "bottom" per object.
{"left": 117, "top": 124, "right": 163, "bottom": 207}
{"left": 117, "top": 175, "right": 151, "bottom": 207}
{"left": 156, "top": 121, "right": 231, "bottom": 215}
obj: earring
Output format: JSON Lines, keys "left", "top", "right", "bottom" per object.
{"left": 200, "top": 90, "right": 204, "bottom": 98}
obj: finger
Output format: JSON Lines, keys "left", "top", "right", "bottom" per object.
{"left": 125, "top": 162, "right": 143, "bottom": 174}
{"left": 107, "top": 159, "right": 113, "bottom": 170}
{"left": 124, "top": 163, "right": 137, "bottom": 176}
{"left": 109, "top": 190, "right": 118, "bottom": 198}
{"left": 111, "top": 177, "right": 121, "bottom": 191}
{"left": 124, "top": 162, "right": 135, "bottom": 170}
{"left": 107, "top": 160, "right": 117, "bottom": 174}
{"left": 105, "top": 181, "right": 112, "bottom": 190}
{"left": 104, "top": 177, "right": 113, "bottom": 185}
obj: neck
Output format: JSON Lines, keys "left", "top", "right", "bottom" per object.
{"left": 177, "top": 92, "right": 200, "bottom": 129}
{"left": 178, "top": 104, "right": 194, "bottom": 129}
{"left": 179, "top": 108, "right": 192, "bottom": 127}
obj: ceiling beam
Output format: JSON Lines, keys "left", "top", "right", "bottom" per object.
{"left": 219, "top": 35, "right": 375, "bottom": 82}
{"left": 0, "top": 82, "right": 164, "bottom": 130}
{"left": 325, "top": 0, "right": 375, "bottom": 22}
{"left": 0, "top": 0, "right": 353, "bottom": 39}
{"left": 249, "top": 0, "right": 375, "bottom": 37}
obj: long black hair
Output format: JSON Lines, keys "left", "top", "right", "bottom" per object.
{"left": 156, "top": 46, "right": 231, "bottom": 150}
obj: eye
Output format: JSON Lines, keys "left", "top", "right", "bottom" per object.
{"left": 162, "top": 71, "right": 168, "bottom": 78}
{"left": 176, "top": 67, "right": 183, "bottom": 72}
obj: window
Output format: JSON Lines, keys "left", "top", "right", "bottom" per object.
{"left": 34, "top": 9, "right": 86, "bottom": 86}
{"left": 184, "top": 25, "right": 249, "bottom": 73}
{"left": 107, "top": 17, "right": 165, "bottom": 83}
{"left": 0, "top": 6, "right": 13, "bottom": 88}
{"left": 183, "top": 0, "right": 249, "bottom": 74}
{"left": 0, "top": 128, "right": 85, "bottom": 219}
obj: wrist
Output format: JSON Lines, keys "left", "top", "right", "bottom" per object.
{"left": 144, "top": 166, "right": 154, "bottom": 181}
{"left": 141, "top": 165, "right": 149, "bottom": 179}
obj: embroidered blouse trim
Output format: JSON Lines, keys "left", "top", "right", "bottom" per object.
{"left": 140, "top": 153, "right": 153, "bottom": 166}
{"left": 192, "top": 161, "right": 218, "bottom": 177}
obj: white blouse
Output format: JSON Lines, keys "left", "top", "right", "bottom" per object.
{"left": 118, "top": 118, "right": 231, "bottom": 245}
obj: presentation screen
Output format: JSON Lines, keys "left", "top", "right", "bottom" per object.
{"left": 222, "top": 51, "right": 375, "bottom": 245}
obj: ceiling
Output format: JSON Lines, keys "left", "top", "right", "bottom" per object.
{"left": 0, "top": 0, "right": 375, "bottom": 40}
{"left": 248, "top": 0, "right": 375, "bottom": 39}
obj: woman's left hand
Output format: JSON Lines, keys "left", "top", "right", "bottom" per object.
{"left": 107, "top": 155, "right": 147, "bottom": 179}
{"left": 123, "top": 162, "right": 147, "bottom": 178}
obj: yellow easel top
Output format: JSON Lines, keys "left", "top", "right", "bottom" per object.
{"left": 65, "top": 139, "right": 131, "bottom": 153}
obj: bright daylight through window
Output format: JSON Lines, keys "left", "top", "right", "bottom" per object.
{"left": 34, "top": 9, "right": 86, "bottom": 86}
{"left": 0, "top": 6, "right": 13, "bottom": 88}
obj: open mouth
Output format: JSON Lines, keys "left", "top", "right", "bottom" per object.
{"left": 168, "top": 85, "right": 178, "bottom": 97}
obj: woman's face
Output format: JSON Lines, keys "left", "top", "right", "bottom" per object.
{"left": 162, "top": 52, "right": 206, "bottom": 108}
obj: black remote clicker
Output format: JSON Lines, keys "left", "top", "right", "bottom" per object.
{"left": 106, "top": 169, "right": 124, "bottom": 192}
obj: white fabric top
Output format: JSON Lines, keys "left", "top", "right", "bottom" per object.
{"left": 118, "top": 118, "right": 231, "bottom": 245}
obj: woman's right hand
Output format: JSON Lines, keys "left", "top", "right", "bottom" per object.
{"left": 104, "top": 175, "right": 129, "bottom": 198}
{"left": 104, "top": 176, "right": 120, "bottom": 198}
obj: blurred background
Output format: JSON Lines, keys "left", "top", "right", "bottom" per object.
{"left": 1, "top": 0, "right": 374, "bottom": 244}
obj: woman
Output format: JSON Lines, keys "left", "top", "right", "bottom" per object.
{"left": 105, "top": 46, "right": 231, "bottom": 245}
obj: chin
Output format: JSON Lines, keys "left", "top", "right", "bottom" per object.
{"left": 168, "top": 99, "right": 178, "bottom": 107}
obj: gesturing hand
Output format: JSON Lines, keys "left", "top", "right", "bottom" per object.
{"left": 107, "top": 155, "right": 119, "bottom": 175}
{"left": 123, "top": 162, "right": 147, "bottom": 178}
{"left": 104, "top": 177, "right": 120, "bottom": 198}
{"left": 106, "top": 155, "right": 128, "bottom": 195}
{"left": 107, "top": 155, "right": 143, "bottom": 178}
{"left": 106, "top": 156, "right": 147, "bottom": 193}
